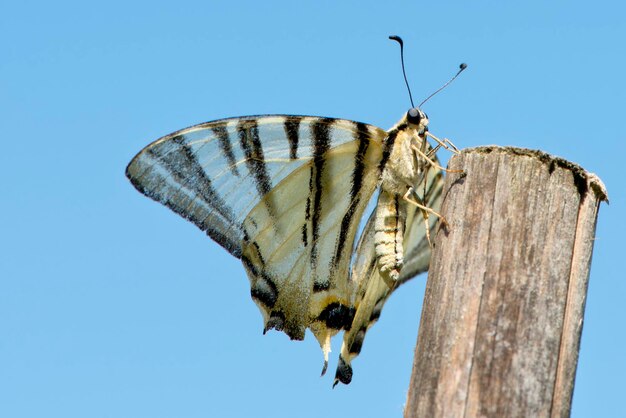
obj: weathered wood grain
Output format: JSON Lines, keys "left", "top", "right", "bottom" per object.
{"left": 404, "top": 146, "right": 608, "bottom": 418}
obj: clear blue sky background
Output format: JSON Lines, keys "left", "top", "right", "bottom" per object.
{"left": 2, "top": 1, "right": 624, "bottom": 417}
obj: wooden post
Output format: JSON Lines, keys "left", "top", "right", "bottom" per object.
{"left": 404, "top": 147, "right": 608, "bottom": 418}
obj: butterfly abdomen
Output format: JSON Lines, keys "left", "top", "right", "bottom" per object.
{"left": 374, "top": 114, "right": 429, "bottom": 287}
{"left": 374, "top": 190, "right": 408, "bottom": 288}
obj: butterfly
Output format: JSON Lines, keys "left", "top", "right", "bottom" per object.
{"left": 126, "top": 37, "right": 465, "bottom": 386}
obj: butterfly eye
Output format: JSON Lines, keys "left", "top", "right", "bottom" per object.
{"left": 407, "top": 108, "right": 422, "bottom": 125}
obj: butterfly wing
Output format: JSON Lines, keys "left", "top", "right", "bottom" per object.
{"left": 397, "top": 166, "right": 445, "bottom": 284}
{"left": 333, "top": 159, "right": 445, "bottom": 385}
{"left": 126, "top": 115, "right": 388, "bottom": 361}
{"left": 127, "top": 116, "right": 383, "bottom": 255}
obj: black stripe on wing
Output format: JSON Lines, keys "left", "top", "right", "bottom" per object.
{"left": 284, "top": 116, "right": 301, "bottom": 160}
{"left": 212, "top": 125, "right": 240, "bottom": 177}
{"left": 309, "top": 118, "right": 334, "bottom": 291}
{"left": 237, "top": 117, "right": 289, "bottom": 226}
{"left": 378, "top": 124, "right": 405, "bottom": 173}
{"left": 237, "top": 118, "right": 273, "bottom": 198}
{"left": 331, "top": 122, "right": 371, "bottom": 269}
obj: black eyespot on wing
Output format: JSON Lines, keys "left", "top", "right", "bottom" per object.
{"left": 407, "top": 107, "right": 422, "bottom": 125}
{"left": 317, "top": 302, "right": 355, "bottom": 330}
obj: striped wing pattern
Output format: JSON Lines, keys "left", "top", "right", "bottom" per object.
{"left": 126, "top": 114, "right": 443, "bottom": 385}
{"left": 127, "top": 116, "right": 383, "bottom": 256}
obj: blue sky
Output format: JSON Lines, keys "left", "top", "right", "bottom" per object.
{"left": 2, "top": 1, "right": 624, "bottom": 417}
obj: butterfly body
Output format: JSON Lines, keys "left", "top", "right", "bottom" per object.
{"left": 375, "top": 109, "right": 431, "bottom": 288}
{"left": 127, "top": 110, "right": 444, "bottom": 385}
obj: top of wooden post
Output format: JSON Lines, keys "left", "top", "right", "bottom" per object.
{"left": 462, "top": 146, "right": 608, "bottom": 203}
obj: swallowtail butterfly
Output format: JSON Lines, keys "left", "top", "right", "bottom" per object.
{"left": 126, "top": 37, "right": 465, "bottom": 386}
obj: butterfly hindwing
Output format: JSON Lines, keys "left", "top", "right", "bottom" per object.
{"left": 242, "top": 131, "right": 385, "bottom": 350}
{"left": 334, "top": 150, "right": 444, "bottom": 385}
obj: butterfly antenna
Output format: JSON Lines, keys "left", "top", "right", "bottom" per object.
{"left": 389, "top": 35, "right": 415, "bottom": 108}
{"left": 418, "top": 63, "right": 468, "bottom": 107}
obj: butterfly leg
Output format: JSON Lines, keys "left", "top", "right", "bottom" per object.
{"left": 412, "top": 145, "right": 463, "bottom": 174}
{"left": 425, "top": 142, "right": 443, "bottom": 159}
{"left": 426, "top": 131, "right": 461, "bottom": 154}
{"left": 420, "top": 208, "right": 433, "bottom": 247}
{"left": 403, "top": 186, "right": 449, "bottom": 230}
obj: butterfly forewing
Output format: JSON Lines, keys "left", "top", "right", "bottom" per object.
{"left": 126, "top": 116, "right": 385, "bottom": 257}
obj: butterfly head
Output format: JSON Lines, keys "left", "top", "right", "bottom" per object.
{"left": 406, "top": 107, "right": 429, "bottom": 135}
